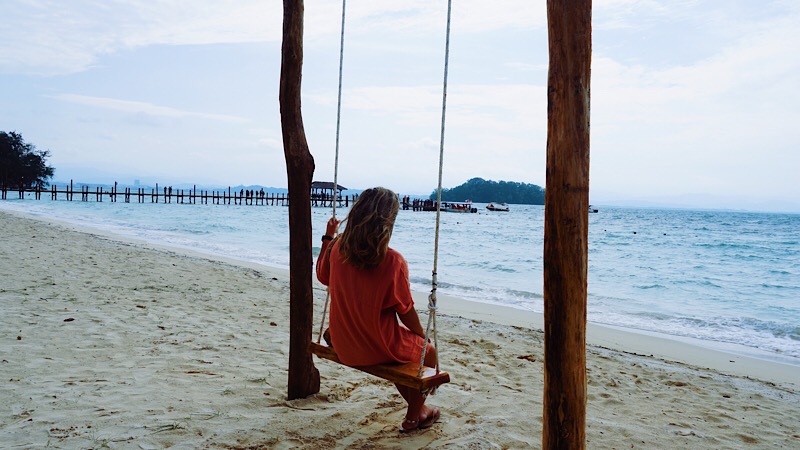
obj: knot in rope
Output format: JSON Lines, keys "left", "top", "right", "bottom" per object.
{"left": 427, "top": 292, "right": 438, "bottom": 311}
{"left": 429, "top": 270, "right": 439, "bottom": 309}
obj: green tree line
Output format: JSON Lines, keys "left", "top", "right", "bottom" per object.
{"left": 429, "top": 177, "right": 545, "bottom": 205}
{"left": 0, "top": 131, "right": 54, "bottom": 188}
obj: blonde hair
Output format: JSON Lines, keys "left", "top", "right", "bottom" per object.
{"left": 338, "top": 187, "right": 399, "bottom": 269}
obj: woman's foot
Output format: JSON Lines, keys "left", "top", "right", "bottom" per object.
{"left": 400, "top": 405, "right": 440, "bottom": 432}
{"left": 418, "top": 406, "right": 441, "bottom": 429}
{"left": 400, "top": 417, "right": 420, "bottom": 432}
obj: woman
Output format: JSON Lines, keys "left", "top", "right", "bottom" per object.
{"left": 316, "top": 187, "right": 440, "bottom": 432}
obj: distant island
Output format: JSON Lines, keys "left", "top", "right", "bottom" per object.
{"left": 429, "top": 177, "right": 545, "bottom": 205}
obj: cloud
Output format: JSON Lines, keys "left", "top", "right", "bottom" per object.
{"left": 3, "top": 0, "right": 548, "bottom": 76}
{"left": 505, "top": 62, "right": 544, "bottom": 73}
{"left": 593, "top": 2, "right": 800, "bottom": 134}
{"left": 2, "top": 0, "right": 283, "bottom": 75}
{"left": 307, "top": 0, "right": 545, "bottom": 37}
{"left": 52, "top": 94, "right": 250, "bottom": 123}
{"left": 340, "top": 83, "right": 541, "bottom": 125}
{"left": 594, "top": 0, "right": 697, "bottom": 30}
{"left": 590, "top": 6, "right": 800, "bottom": 197}
{"left": 305, "top": 81, "right": 546, "bottom": 193}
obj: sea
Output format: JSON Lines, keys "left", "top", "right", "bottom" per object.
{"left": 1, "top": 196, "right": 798, "bottom": 367}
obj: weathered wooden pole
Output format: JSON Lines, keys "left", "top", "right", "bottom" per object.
{"left": 280, "top": 0, "right": 320, "bottom": 400}
{"left": 542, "top": 1, "right": 592, "bottom": 449}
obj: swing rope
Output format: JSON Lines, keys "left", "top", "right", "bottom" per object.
{"left": 316, "top": 0, "right": 347, "bottom": 345}
{"left": 418, "top": 0, "right": 453, "bottom": 378}
{"left": 331, "top": 0, "right": 346, "bottom": 222}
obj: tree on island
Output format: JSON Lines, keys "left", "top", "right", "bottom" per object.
{"left": 0, "top": 131, "right": 55, "bottom": 189}
{"left": 430, "top": 177, "right": 545, "bottom": 204}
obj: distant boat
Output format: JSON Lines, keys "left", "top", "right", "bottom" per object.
{"left": 442, "top": 201, "right": 477, "bottom": 213}
{"left": 486, "top": 202, "right": 510, "bottom": 212}
{"left": 589, "top": 205, "right": 598, "bottom": 213}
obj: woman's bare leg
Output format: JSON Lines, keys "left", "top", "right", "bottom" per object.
{"left": 398, "top": 343, "right": 439, "bottom": 430}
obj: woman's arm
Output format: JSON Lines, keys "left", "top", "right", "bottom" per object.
{"left": 397, "top": 307, "right": 426, "bottom": 339}
{"left": 392, "top": 253, "right": 426, "bottom": 338}
{"left": 315, "top": 217, "right": 340, "bottom": 285}
{"left": 315, "top": 238, "right": 332, "bottom": 285}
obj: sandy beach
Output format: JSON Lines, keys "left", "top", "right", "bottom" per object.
{"left": 1, "top": 209, "right": 798, "bottom": 449}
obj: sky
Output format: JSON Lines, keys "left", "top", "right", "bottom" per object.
{"left": 1, "top": 0, "right": 798, "bottom": 212}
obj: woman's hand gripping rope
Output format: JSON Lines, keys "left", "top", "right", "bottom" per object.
{"left": 325, "top": 216, "right": 340, "bottom": 239}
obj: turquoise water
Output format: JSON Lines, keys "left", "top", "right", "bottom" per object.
{"left": 2, "top": 197, "right": 798, "bottom": 366}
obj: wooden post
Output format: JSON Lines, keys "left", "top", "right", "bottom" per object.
{"left": 542, "top": 1, "right": 591, "bottom": 449}
{"left": 281, "top": 0, "right": 320, "bottom": 400}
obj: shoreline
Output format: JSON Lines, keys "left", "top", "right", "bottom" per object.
{"left": 3, "top": 207, "right": 797, "bottom": 388}
{"left": 429, "top": 292, "right": 799, "bottom": 388}
{"left": 2, "top": 208, "right": 799, "bottom": 448}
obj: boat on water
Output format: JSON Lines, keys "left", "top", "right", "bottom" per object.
{"left": 589, "top": 205, "right": 598, "bottom": 213}
{"left": 441, "top": 201, "right": 477, "bottom": 213}
{"left": 486, "top": 202, "right": 510, "bottom": 212}
{"left": 419, "top": 200, "right": 477, "bottom": 213}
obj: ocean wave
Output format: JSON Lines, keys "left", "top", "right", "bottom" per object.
{"left": 768, "top": 267, "right": 794, "bottom": 274}
{"left": 591, "top": 310, "right": 800, "bottom": 360}
{"left": 694, "top": 242, "right": 751, "bottom": 250}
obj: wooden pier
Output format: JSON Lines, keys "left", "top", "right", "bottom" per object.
{"left": 0, "top": 181, "right": 458, "bottom": 212}
{"left": 1, "top": 181, "right": 354, "bottom": 208}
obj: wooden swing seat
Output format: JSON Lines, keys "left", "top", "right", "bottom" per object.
{"left": 309, "top": 341, "right": 450, "bottom": 392}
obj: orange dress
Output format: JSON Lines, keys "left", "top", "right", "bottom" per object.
{"left": 316, "top": 241, "right": 424, "bottom": 366}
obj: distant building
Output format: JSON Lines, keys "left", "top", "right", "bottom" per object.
{"left": 311, "top": 181, "right": 347, "bottom": 195}
{"left": 311, "top": 181, "right": 348, "bottom": 207}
